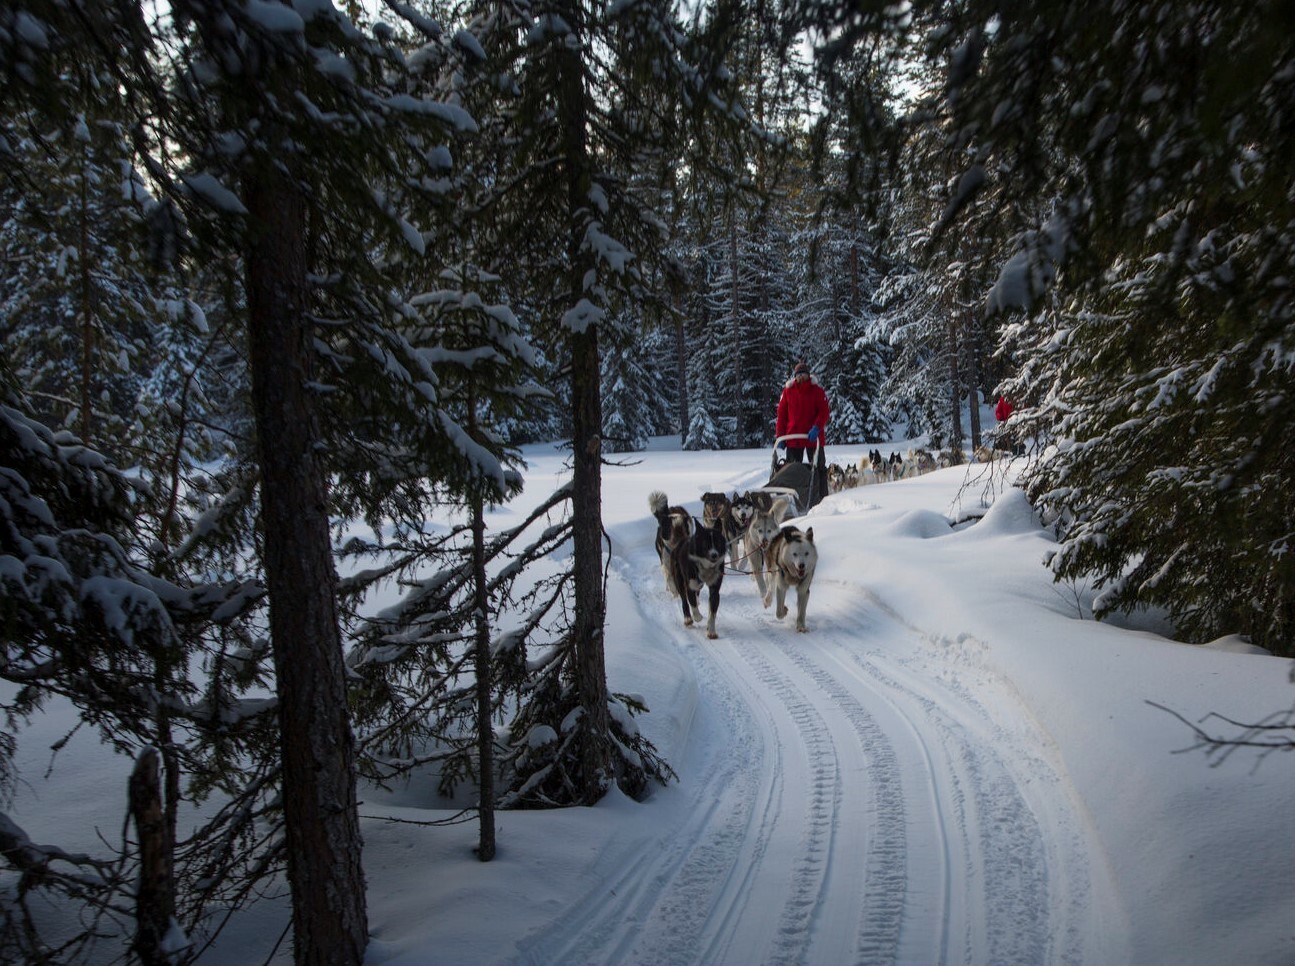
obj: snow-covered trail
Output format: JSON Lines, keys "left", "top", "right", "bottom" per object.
{"left": 516, "top": 506, "right": 1105, "bottom": 966}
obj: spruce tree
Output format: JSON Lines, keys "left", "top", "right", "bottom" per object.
{"left": 913, "top": 1, "right": 1295, "bottom": 652}
{"left": 452, "top": 0, "right": 752, "bottom": 803}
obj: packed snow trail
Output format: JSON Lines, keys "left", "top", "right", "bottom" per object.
{"left": 516, "top": 512, "right": 1101, "bottom": 966}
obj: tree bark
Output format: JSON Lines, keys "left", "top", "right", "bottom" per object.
{"left": 130, "top": 748, "right": 174, "bottom": 966}
{"left": 245, "top": 165, "right": 367, "bottom": 964}
{"left": 77, "top": 143, "right": 95, "bottom": 445}
{"left": 468, "top": 393, "right": 496, "bottom": 861}
{"left": 556, "top": 5, "right": 613, "bottom": 803}
{"left": 730, "top": 213, "right": 741, "bottom": 441}
{"left": 964, "top": 313, "right": 982, "bottom": 449}
{"left": 947, "top": 317, "right": 964, "bottom": 451}
{"left": 674, "top": 310, "right": 688, "bottom": 442}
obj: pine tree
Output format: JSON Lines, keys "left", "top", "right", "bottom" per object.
{"left": 451, "top": 0, "right": 753, "bottom": 803}
{"left": 913, "top": 1, "right": 1295, "bottom": 653}
{"left": 2, "top": 0, "right": 544, "bottom": 957}
{"left": 602, "top": 333, "right": 654, "bottom": 453}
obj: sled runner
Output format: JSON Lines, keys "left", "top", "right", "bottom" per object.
{"left": 758, "top": 433, "right": 824, "bottom": 516}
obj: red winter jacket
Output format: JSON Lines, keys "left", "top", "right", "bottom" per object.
{"left": 995, "top": 396, "right": 1014, "bottom": 421}
{"left": 776, "top": 376, "right": 830, "bottom": 449}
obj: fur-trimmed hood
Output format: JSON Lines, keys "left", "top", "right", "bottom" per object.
{"left": 784, "top": 374, "right": 819, "bottom": 389}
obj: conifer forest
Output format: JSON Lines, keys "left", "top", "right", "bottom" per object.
{"left": 1, "top": 1, "right": 1292, "bottom": 961}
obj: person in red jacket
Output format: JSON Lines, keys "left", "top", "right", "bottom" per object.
{"left": 776, "top": 361, "right": 830, "bottom": 503}
{"left": 994, "top": 394, "right": 1025, "bottom": 455}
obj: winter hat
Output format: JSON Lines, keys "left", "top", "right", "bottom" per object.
{"left": 792, "top": 361, "right": 810, "bottom": 376}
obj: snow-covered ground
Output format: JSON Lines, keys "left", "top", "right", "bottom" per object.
{"left": 8, "top": 437, "right": 1295, "bottom": 964}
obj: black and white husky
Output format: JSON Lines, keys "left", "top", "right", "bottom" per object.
{"left": 649, "top": 491, "right": 727, "bottom": 639}
{"left": 725, "top": 491, "right": 760, "bottom": 570}
{"left": 763, "top": 524, "right": 818, "bottom": 632}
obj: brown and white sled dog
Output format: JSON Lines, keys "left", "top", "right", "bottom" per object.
{"left": 700, "top": 491, "right": 731, "bottom": 531}
{"left": 743, "top": 495, "right": 791, "bottom": 599}
{"left": 649, "top": 490, "right": 692, "bottom": 596}
{"left": 763, "top": 525, "right": 817, "bottom": 632}
{"left": 649, "top": 491, "right": 727, "bottom": 638}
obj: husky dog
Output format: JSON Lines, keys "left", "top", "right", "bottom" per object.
{"left": 859, "top": 449, "right": 884, "bottom": 485}
{"left": 743, "top": 495, "right": 791, "bottom": 599}
{"left": 887, "top": 450, "right": 904, "bottom": 481}
{"left": 721, "top": 491, "right": 759, "bottom": 570}
{"left": 763, "top": 524, "right": 818, "bottom": 632}
{"left": 912, "top": 448, "right": 937, "bottom": 475}
{"left": 701, "top": 491, "right": 732, "bottom": 532}
{"left": 974, "top": 444, "right": 1010, "bottom": 463}
{"left": 649, "top": 491, "right": 727, "bottom": 638}
{"left": 844, "top": 464, "right": 860, "bottom": 489}
{"left": 729, "top": 490, "right": 760, "bottom": 532}
{"left": 649, "top": 491, "right": 693, "bottom": 596}
{"left": 827, "top": 463, "right": 846, "bottom": 493}
{"left": 701, "top": 491, "right": 734, "bottom": 566}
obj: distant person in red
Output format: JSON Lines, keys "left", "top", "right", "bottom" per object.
{"left": 995, "top": 395, "right": 1025, "bottom": 455}
{"left": 776, "top": 361, "right": 830, "bottom": 502}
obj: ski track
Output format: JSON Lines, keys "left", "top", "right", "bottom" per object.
{"left": 515, "top": 541, "right": 1095, "bottom": 966}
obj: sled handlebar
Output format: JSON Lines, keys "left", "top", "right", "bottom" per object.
{"left": 773, "top": 433, "right": 823, "bottom": 453}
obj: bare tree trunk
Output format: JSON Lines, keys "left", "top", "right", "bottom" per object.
{"left": 556, "top": 6, "right": 613, "bottom": 804}
{"left": 730, "top": 213, "right": 741, "bottom": 442}
{"left": 245, "top": 165, "right": 367, "bottom": 964}
{"left": 947, "top": 318, "right": 964, "bottom": 452}
{"left": 964, "top": 312, "right": 982, "bottom": 450}
{"left": 77, "top": 149, "right": 95, "bottom": 444}
{"left": 130, "top": 748, "right": 174, "bottom": 966}
{"left": 674, "top": 310, "right": 688, "bottom": 442}
{"left": 468, "top": 392, "right": 496, "bottom": 861}
{"left": 569, "top": 324, "right": 612, "bottom": 802}
{"left": 847, "top": 242, "right": 860, "bottom": 342}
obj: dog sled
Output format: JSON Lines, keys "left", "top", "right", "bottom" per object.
{"left": 757, "top": 433, "right": 825, "bottom": 516}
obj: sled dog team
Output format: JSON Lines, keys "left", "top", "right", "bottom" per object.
{"left": 649, "top": 489, "right": 817, "bottom": 639}
{"left": 828, "top": 446, "right": 951, "bottom": 493}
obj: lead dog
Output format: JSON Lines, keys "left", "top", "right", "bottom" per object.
{"left": 649, "top": 491, "right": 727, "bottom": 638}
{"left": 763, "top": 524, "right": 818, "bottom": 632}
{"left": 743, "top": 495, "right": 791, "bottom": 599}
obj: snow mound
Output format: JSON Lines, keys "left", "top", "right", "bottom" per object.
{"left": 881, "top": 508, "right": 953, "bottom": 539}
{"left": 959, "top": 487, "right": 1042, "bottom": 539}
{"left": 813, "top": 494, "right": 880, "bottom": 516}
{"left": 1202, "top": 634, "right": 1271, "bottom": 655}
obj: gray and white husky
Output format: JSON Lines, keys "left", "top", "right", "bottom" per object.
{"left": 743, "top": 495, "right": 790, "bottom": 599}
{"left": 763, "top": 525, "right": 818, "bottom": 632}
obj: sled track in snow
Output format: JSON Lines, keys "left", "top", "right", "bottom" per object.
{"left": 515, "top": 575, "right": 784, "bottom": 965}
{"left": 724, "top": 639, "right": 861, "bottom": 964}
{"left": 762, "top": 638, "right": 909, "bottom": 964}
{"left": 517, "top": 548, "right": 1095, "bottom": 966}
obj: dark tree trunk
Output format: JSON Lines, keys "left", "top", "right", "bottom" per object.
{"left": 130, "top": 749, "right": 173, "bottom": 966}
{"left": 947, "top": 317, "right": 964, "bottom": 451}
{"left": 556, "top": 4, "right": 614, "bottom": 804}
{"left": 569, "top": 323, "right": 613, "bottom": 802}
{"left": 730, "top": 214, "right": 741, "bottom": 442}
{"left": 245, "top": 166, "right": 367, "bottom": 964}
{"left": 468, "top": 393, "right": 496, "bottom": 861}
{"left": 965, "top": 313, "right": 982, "bottom": 449}
{"left": 77, "top": 151, "right": 95, "bottom": 445}
{"left": 674, "top": 311, "right": 688, "bottom": 442}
